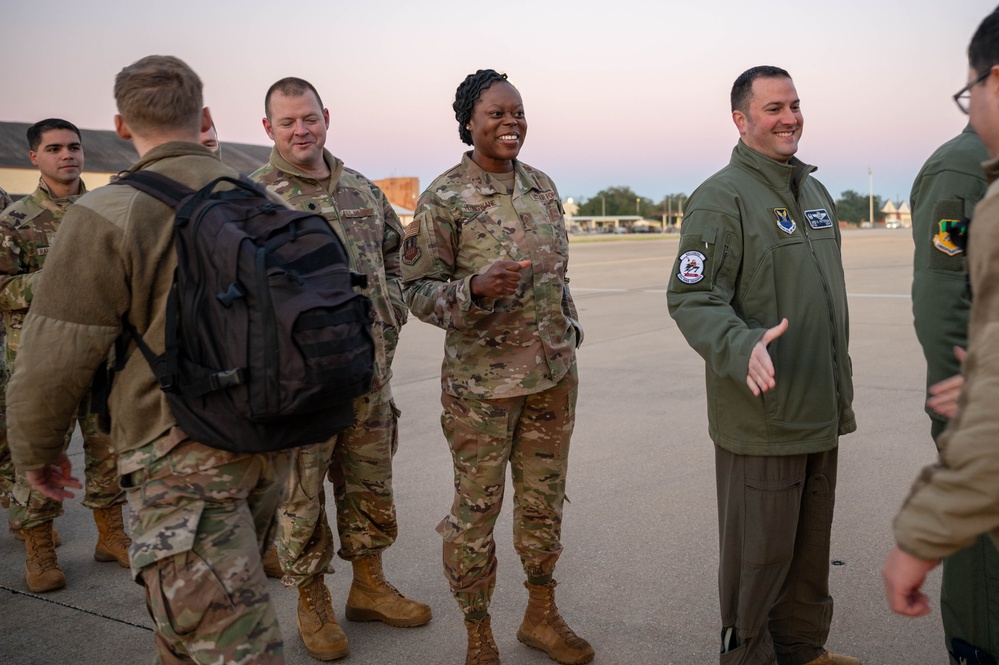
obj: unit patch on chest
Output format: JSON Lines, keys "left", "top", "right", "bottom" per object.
{"left": 772, "top": 208, "right": 796, "bottom": 235}
{"left": 804, "top": 209, "right": 833, "bottom": 229}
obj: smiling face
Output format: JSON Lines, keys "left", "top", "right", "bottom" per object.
{"left": 29, "top": 128, "right": 84, "bottom": 192}
{"left": 733, "top": 76, "right": 802, "bottom": 163}
{"left": 468, "top": 81, "right": 527, "bottom": 173}
{"left": 263, "top": 90, "right": 329, "bottom": 174}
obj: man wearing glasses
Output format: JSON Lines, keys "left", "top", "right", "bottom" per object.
{"left": 885, "top": 8, "right": 999, "bottom": 654}
{"left": 909, "top": 61, "right": 995, "bottom": 664}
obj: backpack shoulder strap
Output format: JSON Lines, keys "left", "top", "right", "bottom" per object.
{"left": 111, "top": 170, "right": 196, "bottom": 208}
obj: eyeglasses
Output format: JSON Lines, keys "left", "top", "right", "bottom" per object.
{"left": 954, "top": 70, "right": 991, "bottom": 114}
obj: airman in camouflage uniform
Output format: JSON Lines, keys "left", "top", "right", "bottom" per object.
{"left": 0, "top": 186, "right": 12, "bottom": 212}
{"left": 403, "top": 70, "right": 592, "bottom": 665}
{"left": 8, "top": 57, "right": 292, "bottom": 663}
{"left": 0, "top": 119, "right": 129, "bottom": 593}
{"left": 250, "top": 77, "right": 430, "bottom": 662}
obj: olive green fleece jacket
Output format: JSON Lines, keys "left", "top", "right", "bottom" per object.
{"left": 910, "top": 125, "right": 988, "bottom": 425}
{"left": 667, "top": 140, "right": 856, "bottom": 455}
{"left": 895, "top": 154, "right": 999, "bottom": 560}
{"left": 7, "top": 142, "right": 262, "bottom": 470}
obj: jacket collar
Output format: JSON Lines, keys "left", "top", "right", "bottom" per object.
{"left": 731, "top": 139, "right": 816, "bottom": 196}
{"left": 460, "top": 152, "right": 541, "bottom": 197}
{"left": 267, "top": 147, "right": 345, "bottom": 193}
{"left": 129, "top": 141, "right": 217, "bottom": 174}
{"left": 34, "top": 176, "right": 87, "bottom": 208}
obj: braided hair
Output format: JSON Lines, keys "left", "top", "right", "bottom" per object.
{"left": 453, "top": 69, "right": 509, "bottom": 146}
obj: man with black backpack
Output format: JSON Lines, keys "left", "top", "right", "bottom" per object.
{"left": 251, "top": 77, "right": 429, "bottom": 661}
{"left": 8, "top": 56, "right": 291, "bottom": 664}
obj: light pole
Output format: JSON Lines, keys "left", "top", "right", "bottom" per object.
{"left": 869, "top": 167, "right": 874, "bottom": 226}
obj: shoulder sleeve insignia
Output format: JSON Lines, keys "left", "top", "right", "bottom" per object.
{"left": 933, "top": 219, "right": 965, "bottom": 256}
{"left": 402, "top": 235, "right": 421, "bottom": 265}
{"left": 676, "top": 250, "right": 707, "bottom": 284}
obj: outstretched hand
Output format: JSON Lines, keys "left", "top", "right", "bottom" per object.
{"left": 471, "top": 260, "right": 532, "bottom": 299}
{"left": 25, "top": 453, "right": 81, "bottom": 502}
{"left": 747, "top": 318, "right": 788, "bottom": 397}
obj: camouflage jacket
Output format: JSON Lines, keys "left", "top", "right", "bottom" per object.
{"left": 402, "top": 153, "right": 581, "bottom": 399}
{"left": 0, "top": 178, "right": 86, "bottom": 365}
{"left": 251, "top": 148, "right": 406, "bottom": 389}
{"left": 0, "top": 186, "right": 12, "bottom": 212}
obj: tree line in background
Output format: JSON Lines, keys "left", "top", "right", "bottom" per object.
{"left": 575, "top": 186, "right": 888, "bottom": 225}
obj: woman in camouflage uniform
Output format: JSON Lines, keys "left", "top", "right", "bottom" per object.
{"left": 401, "top": 69, "right": 592, "bottom": 665}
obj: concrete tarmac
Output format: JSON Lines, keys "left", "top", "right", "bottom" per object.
{"left": 0, "top": 229, "right": 949, "bottom": 664}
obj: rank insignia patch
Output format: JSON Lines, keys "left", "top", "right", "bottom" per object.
{"left": 933, "top": 219, "right": 964, "bottom": 256}
{"left": 805, "top": 209, "right": 833, "bottom": 229}
{"left": 676, "top": 250, "right": 707, "bottom": 284}
{"left": 773, "top": 208, "right": 796, "bottom": 234}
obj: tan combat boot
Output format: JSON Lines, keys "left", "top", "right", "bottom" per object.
{"left": 23, "top": 522, "right": 66, "bottom": 593}
{"left": 262, "top": 545, "right": 283, "bottom": 579}
{"left": 344, "top": 553, "right": 432, "bottom": 627}
{"left": 803, "top": 652, "right": 862, "bottom": 665}
{"left": 93, "top": 505, "right": 131, "bottom": 567}
{"left": 13, "top": 523, "right": 62, "bottom": 547}
{"left": 517, "top": 580, "right": 594, "bottom": 665}
{"left": 297, "top": 575, "right": 349, "bottom": 660}
{"left": 464, "top": 615, "right": 500, "bottom": 665}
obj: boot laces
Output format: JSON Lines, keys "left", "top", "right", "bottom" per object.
{"left": 307, "top": 579, "right": 333, "bottom": 623}
{"left": 365, "top": 557, "right": 402, "bottom": 595}
{"left": 27, "top": 530, "right": 59, "bottom": 571}
{"left": 468, "top": 619, "right": 499, "bottom": 665}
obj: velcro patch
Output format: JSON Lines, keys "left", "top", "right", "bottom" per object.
{"left": 460, "top": 201, "right": 500, "bottom": 213}
{"left": 933, "top": 219, "right": 964, "bottom": 256}
{"left": 676, "top": 250, "right": 707, "bottom": 284}
{"left": 805, "top": 209, "right": 833, "bottom": 229}
{"left": 531, "top": 191, "right": 557, "bottom": 202}
{"left": 404, "top": 220, "right": 420, "bottom": 238}
{"left": 402, "top": 235, "right": 421, "bottom": 265}
{"left": 341, "top": 207, "right": 374, "bottom": 218}
{"left": 772, "top": 208, "right": 796, "bottom": 234}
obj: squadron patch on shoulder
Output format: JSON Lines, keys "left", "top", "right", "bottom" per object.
{"left": 402, "top": 235, "right": 421, "bottom": 265}
{"left": 676, "top": 250, "right": 707, "bottom": 284}
{"left": 772, "top": 208, "right": 796, "bottom": 235}
{"left": 933, "top": 219, "right": 964, "bottom": 256}
{"left": 805, "top": 209, "right": 833, "bottom": 229}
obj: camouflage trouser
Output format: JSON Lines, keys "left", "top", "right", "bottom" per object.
{"left": 8, "top": 397, "right": 124, "bottom": 530}
{"left": 0, "top": 367, "right": 10, "bottom": 499}
{"left": 275, "top": 384, "right": 399, "bottom": 588}
{"left": 120, "top": 435, "right": 291, "bottom": 665}
{"left": 438, "top": 366, "right": 578, "bottom": 616}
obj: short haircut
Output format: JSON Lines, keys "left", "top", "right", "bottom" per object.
{"left": 969, "top": 8, "right": 999, "bottom": 77}
{"left": 731, "top": 65, "right": 792, "bottom": 113}
{"left": 27, "top": 118, "right": 81, "bottom": 152}
{"left": 453, "top": 69, "right": 510, "bottom": 146}
{"left": 114, "top": 55, "right": 203, "bottom": 135}
{"left": 264, "top": 77, "right": 324, "bottom": 120}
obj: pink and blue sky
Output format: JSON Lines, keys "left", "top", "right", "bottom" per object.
{"left": 2, "top": 0, "right": 993, "bottom": 205}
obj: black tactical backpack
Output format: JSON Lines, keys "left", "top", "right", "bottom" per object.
{"left": 112, "top": 171, "right": 374, "bottom": 452}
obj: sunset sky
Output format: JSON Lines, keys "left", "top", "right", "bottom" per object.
{"left": 2, "top": 0, "right": 993, "bottom": 206}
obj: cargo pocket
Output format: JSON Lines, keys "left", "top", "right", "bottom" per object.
{"left": 743, "top": 476, "right": 802, "bottom": 566}
{"left": 143, "top": 547, "right": 236, "bottom": 638}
